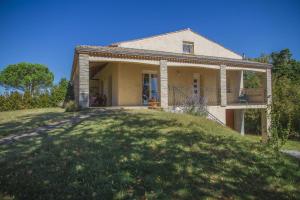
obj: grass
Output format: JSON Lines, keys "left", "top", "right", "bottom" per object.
{"left": 245, "top": 135, "right": 300, "bottom": 151}
{"left": 0, "top": 108, "right": 76, "bottom": 138}
{"left": 0, "top": 108, "right": 299, "bottom": 199}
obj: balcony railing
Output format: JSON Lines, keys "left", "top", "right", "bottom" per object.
{"left": 227, "top": 88, "right": 266, "bottom": 105}
{"left": 168, "top": 86, "right": 266, "bottom": 106}
{"left": 168, "top": 86, "right": 219, "bottom": 106}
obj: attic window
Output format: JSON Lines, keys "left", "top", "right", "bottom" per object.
{"left": 182, "top": 41, "right": 194, "bottom": 54}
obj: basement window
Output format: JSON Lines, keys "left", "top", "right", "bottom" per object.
{"left": 183, "top": 41, "right": 194, "bottom": 54}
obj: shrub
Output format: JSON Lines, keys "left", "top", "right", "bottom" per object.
{"left": 0, "top": 78, "right": 73, "bottom": 111}
{"left": 0, "top": 91, "right": 52, "bottom": 111}
{"left": 64, "top": 101, "right": 78, "bottom": 112}
{"left": 51, "top": 78, "right": 69, "bottom": 107}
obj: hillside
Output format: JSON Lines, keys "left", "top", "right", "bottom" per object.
{"left": 0, "top": 109, "right": 299, "bottom": 199}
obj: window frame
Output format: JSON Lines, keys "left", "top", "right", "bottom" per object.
{"left": 182, "top": 41, "right": 194, "bottom": 54}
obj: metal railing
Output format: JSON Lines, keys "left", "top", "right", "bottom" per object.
{"left": 168, "top": 86, "right": 219, "bottom": 106}
{"left": 227, "top": 88, "right": 266, "bottom": 105}
{"left": 168, "top": 86, "right": 225, "bottom": 126}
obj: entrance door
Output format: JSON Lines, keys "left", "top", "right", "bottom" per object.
{"left": 193, "top": 73, "right": 200, "bottom": 97}
{"left": 142, "top": 73, "right": 158, "bottom": 105}
{"left": 226, "top": 109, "right": 235, "bottom": 129}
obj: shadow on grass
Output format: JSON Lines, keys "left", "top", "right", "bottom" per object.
{"left": 0, "top": 110, "right": 299, "bottom": 199}
{"left": 0, "top": 111, "right": 77, "bottom": 138}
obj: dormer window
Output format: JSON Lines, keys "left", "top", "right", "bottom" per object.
{"left": 183, "top": 41, "right": 194, "bottom": 54}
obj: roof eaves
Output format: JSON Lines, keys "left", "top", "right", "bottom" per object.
{"left": 76, "top": 46, "right": 272, "bottom": 69}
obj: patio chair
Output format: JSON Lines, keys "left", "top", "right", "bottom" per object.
{"left": 238, "top": 93, "right": 249, "bottom": 104}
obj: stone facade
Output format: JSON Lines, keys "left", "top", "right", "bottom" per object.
{"left": 160, "top": 60, "right": 168, "bottom": 109}
{"left": 70, "top": 28, "right": 272, "bottom": 139}
{"left": 220, "top": 65, "right": 227, "bottom": 106}
{"left": 78, "top": 54, "right": 90, "bottom": 108}
{"left": 266, "top": 68, "right": 272, "bottom": 105}
{"left": 263, "top": 68, "right": 272, "bottom": 138}
{"left": 261, "top": 109, "right": 269, "bottom": 141}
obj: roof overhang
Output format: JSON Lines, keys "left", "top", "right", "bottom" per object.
{"left": 71, "top": 45, "right": 272, "bottom": 80}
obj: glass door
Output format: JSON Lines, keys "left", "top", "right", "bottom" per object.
{"left": 142, "top": 73, "right": 158, "bottom": 105}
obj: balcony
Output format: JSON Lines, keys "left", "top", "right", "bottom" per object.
{"left": 168, "top": 86, "right": 266, "bottom": 107}
{"left": 227, "top": 88, "right": 266, "bottom": 105}
{"left": 168, "top": 86, "right": 219, "bottom": 106}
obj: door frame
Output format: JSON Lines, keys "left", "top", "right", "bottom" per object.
{"left": 141, "top": 70, "right": 158, "bottom": 105}
{"left": 192, "top": 73, "right": 201, "bottom": 96}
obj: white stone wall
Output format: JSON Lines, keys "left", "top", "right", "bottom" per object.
{"left": 220, "top": 65, "right": 227, "bottom": 106}
{"left": 207, "top": 106, "right": 226, "bottom": 124}
{"left": 78, "top": 54, "right": 89, "bottom": 108}
{"left": 160, "top": 60, "right": 168, "bottom": 109}
{"left": 117, "top": 29, "right": 242, "bottom": 59}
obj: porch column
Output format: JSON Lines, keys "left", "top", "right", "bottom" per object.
{"left": 239, "top": 70, "right": 244, "bottom": 96}
{"left": 262, "top": 68, "right": 272, "bottom": 140}
{"left": 160, "top": 60, "right": 168, "bottom": 109}
{"left": 234, "top": 109, "right": 245, "bottom": 135}
{"left": 261, "top": 109, "right": 270, "bottom": 141}
{"left": 220, "top": 65, "right": 227, "bottom": 106}
{"left": 78, "top": 54, "right": 90, "bottom": 108}
{"left": 266, "top": 68, "right": 272, "bottom": 105}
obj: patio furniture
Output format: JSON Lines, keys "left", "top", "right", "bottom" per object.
{"left": 238, "top": 93, "right": 249, "bottom": 103}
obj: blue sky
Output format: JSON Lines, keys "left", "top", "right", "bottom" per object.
{"left": 0, "top": 0, "right": 300, "bottom": 83}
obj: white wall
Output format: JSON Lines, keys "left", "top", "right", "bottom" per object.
{"left": 117, "top": 29, "right": 242, "bottom": 59}
{"left": 207, "top": 106, "right": 226, "bottom": 124}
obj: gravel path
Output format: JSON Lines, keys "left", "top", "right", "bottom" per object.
{"left": 281, "top": 150, "right": 300, "bottom": 160}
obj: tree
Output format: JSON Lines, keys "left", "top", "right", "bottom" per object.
{"left": 50, "top": 78, "right": 69, "bottom": 106}
{"left": 270, "top": 49, "right": 300, "bottom": 142}
{"left": 0, "top": 62, "right": 54, "bottom": 95}
{"left": 245, "top": 49, "right": 300, "bottom": 148}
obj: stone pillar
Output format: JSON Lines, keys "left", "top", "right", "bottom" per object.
{"left": 261, "top": 109, "right": 270, "bottom": 141}
{"left": 239, "top": 70, "right": 244, "bottom": 96}
{"left": 220, "top": 65, "right": 227, "bottom": 106}
{"left": 73, "top": 70, "right": 79, "bottom": 106}
{"left": 78, "top": 54, "right": 89, "bottom": 108}
{"left": 262, "top": 68, "right": 272, "bottom": 140}
{"left": 234, "top": 109, "right": 245, "bottom": 135}
{"left": 160, "top": 60, "right": 168, "bottom": 109}
{"left": 266, "top": 68, "right": 272, "bottom": 105}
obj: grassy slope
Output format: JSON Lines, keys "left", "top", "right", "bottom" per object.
{"left": 0, "top": 108, "right": 75, "bottom": 138}
{"left": 0, "top": 109, "right": 299, "bottom": 199}
{"left": 245, "top": 135, "right": 300, "bottom": 152}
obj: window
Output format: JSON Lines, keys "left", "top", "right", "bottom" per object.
{"left": 183, "top": 41, "right": 194, "bottom": 54}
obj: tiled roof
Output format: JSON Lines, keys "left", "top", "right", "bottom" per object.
{"left": 75, "top": 45, "right": 272, "bottom": 69}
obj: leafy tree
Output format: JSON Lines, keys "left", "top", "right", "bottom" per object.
{"left": 245, "top": 49, "right": 300, "bottom": 148}
{"left": 244, "top": 71, "right": 262, "bottom": 88}
{"left": 0, "top": 62, "right": 54, "bottom": 95}
{"left": 50, "top": 78, "right": 69, "bottom": 106}
{"left": 270, "top": 50, "right": 300, "bottom": 142}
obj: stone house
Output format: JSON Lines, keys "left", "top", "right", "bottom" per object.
{"left": 71, "top": 28, "right": 272, "bottom": 137}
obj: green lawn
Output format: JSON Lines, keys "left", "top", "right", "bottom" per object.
{"left": 0, "top": 109, "right": 299, "bottom": 199}
{"left": 245, "top": 135, "right": 300, "bottom": 151}
{"left": 0, "top": 108, "right": 77, "bottom": 138}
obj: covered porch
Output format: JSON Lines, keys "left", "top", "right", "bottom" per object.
{"left": 71, "top": 46, "right": 272, "bottom": 136}
{"left": 74, "top": 57, "right": 270, "bottom": 109}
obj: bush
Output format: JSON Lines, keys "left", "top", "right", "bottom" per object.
{"left": 0, "top": 91, "right": 52, "bottom": 111}
{"left": 64, "top": 101, "right": 78, "bottom": 112}
{"left": 0, "top": 78, "right": 74, "bottom": 112}
{"left": 51, "top": 78, "right": 69, "bottom": 107}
